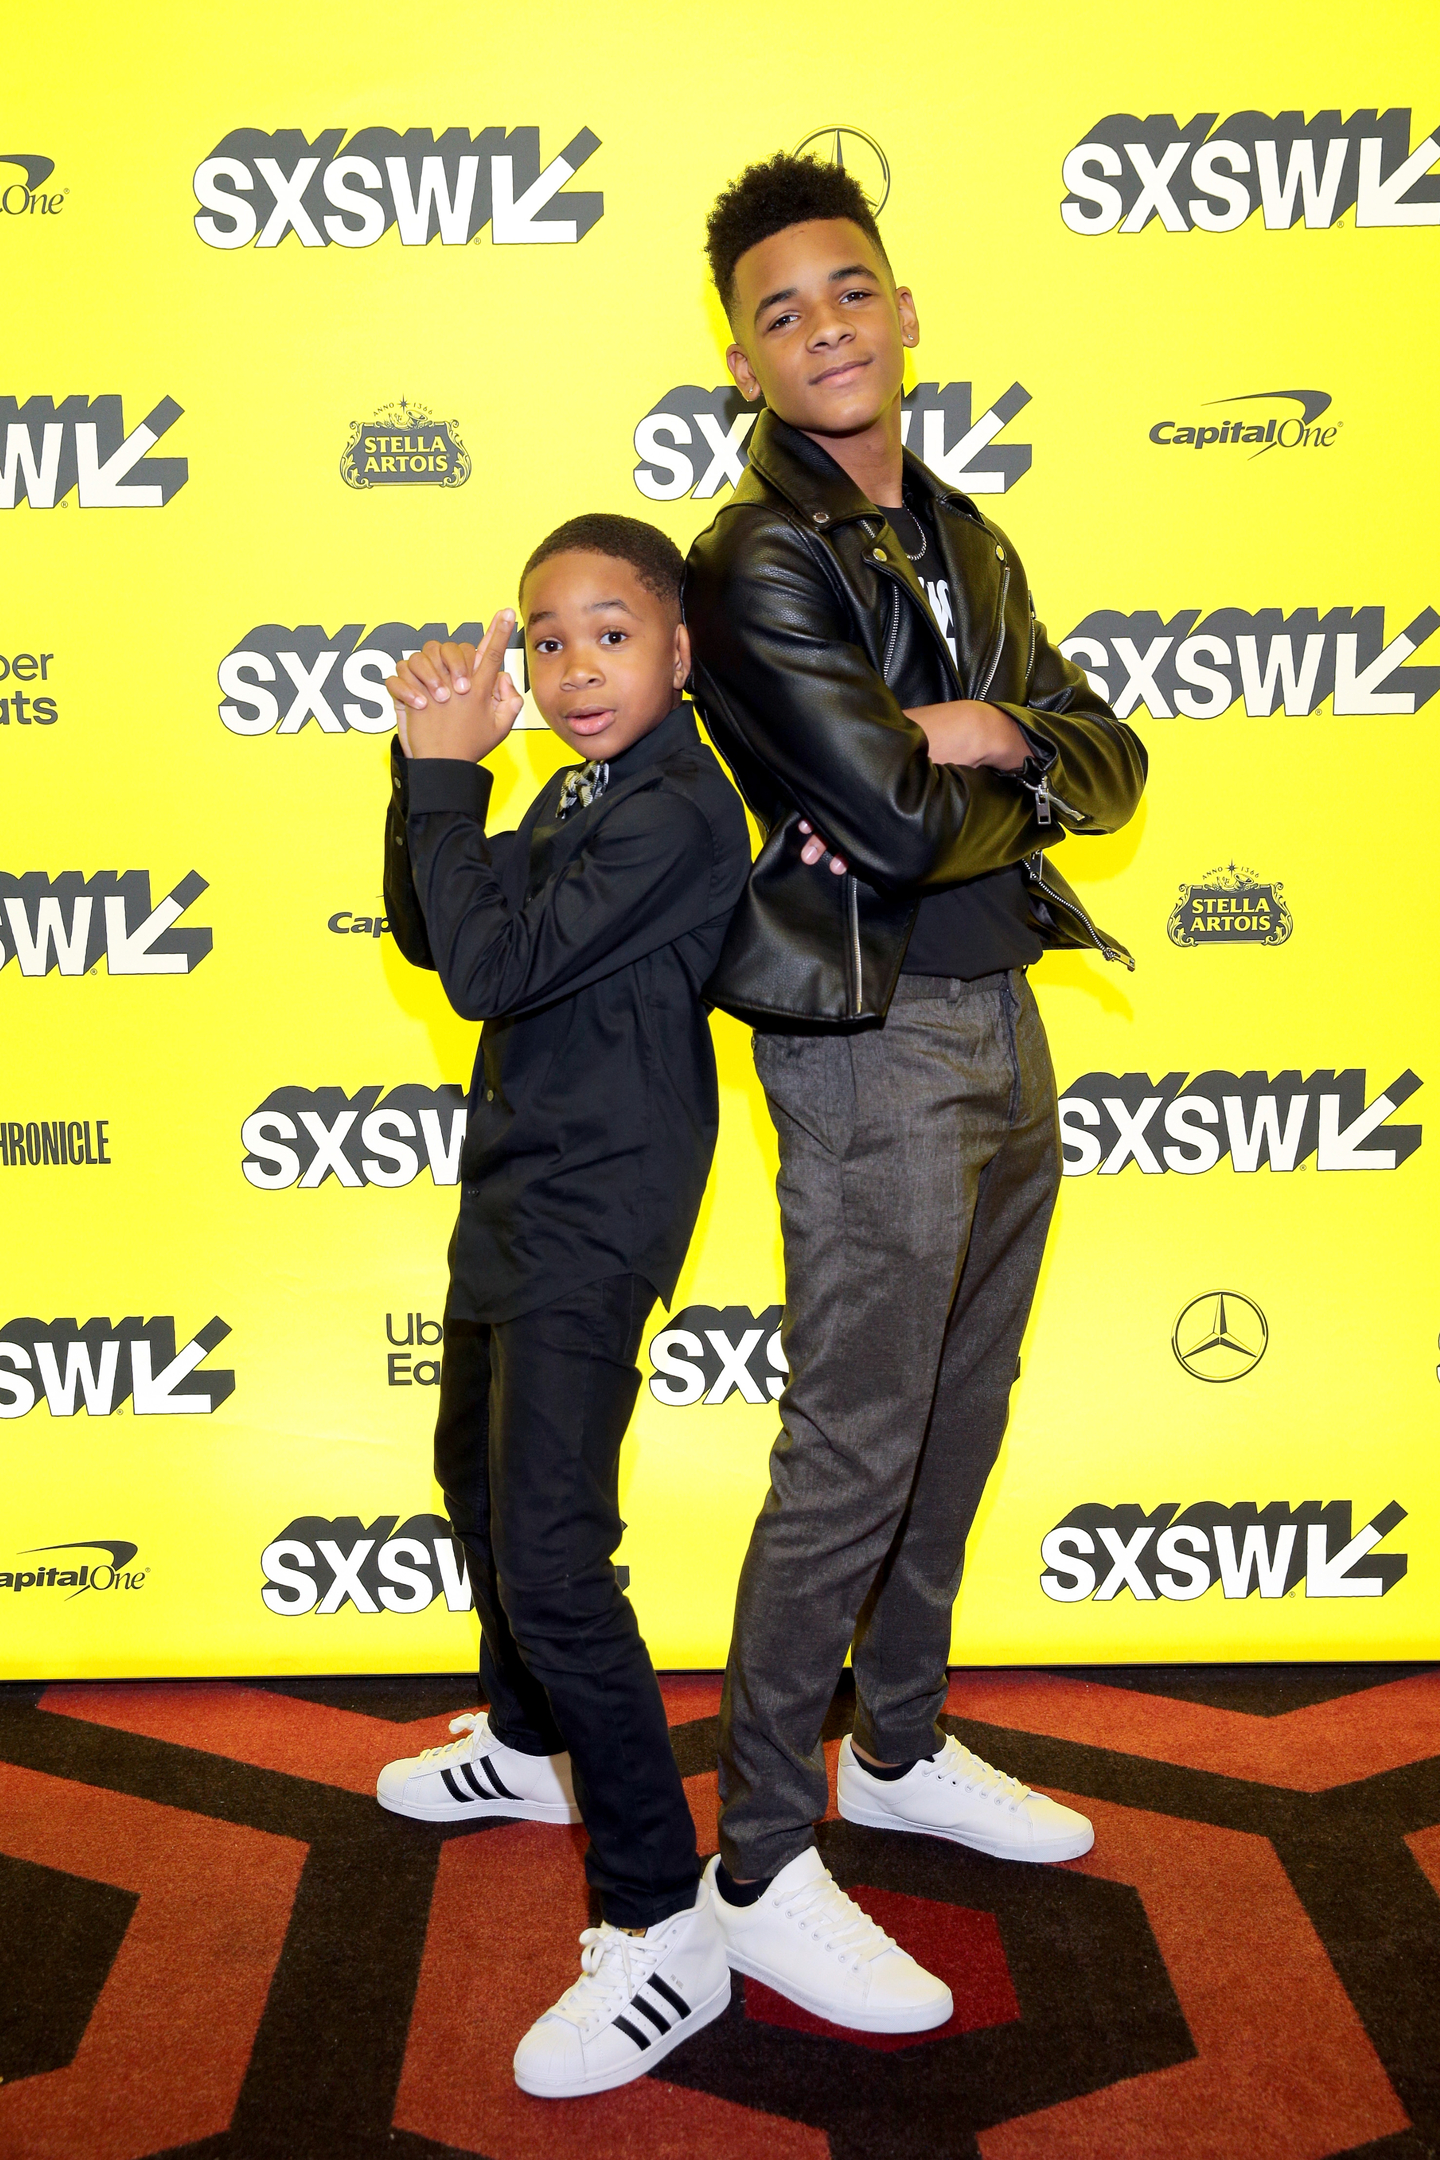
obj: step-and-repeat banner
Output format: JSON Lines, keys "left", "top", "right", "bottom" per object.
{"left": 5, "top": 0, "right": 1438, "bottom": 1677}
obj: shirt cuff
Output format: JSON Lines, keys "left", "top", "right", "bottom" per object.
{"left": 405, "top": 759, "right": 494, "bottom": 818}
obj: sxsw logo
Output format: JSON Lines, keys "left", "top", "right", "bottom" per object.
{"left": 1040, "top": 1501, "right": 1408, "bottom": 1602}
{"left": 241, "top": 1085, "right": 467, "bottom": 1189}
{"left": 1058, "top": 606, "right": 1440, "bottom": 719}
{"left": 634, "top": 382, "right": 1031, "bottom": 502}
{"left": 1061, "top": 108, "right": 1440, "bottom": 232}
{"left": 648, "top": 1304, "right": 786, "bottom": 1406}
{"left": 194, "top": 127, "right": 602, "bottom": 248}
{"left": 0, "top": 396, "right": 187, "bottom": 509}
{"left": 260, "top": 1514, "right": 474, "bottom": 1615}
{"left": 0, "top": 1318, "right": 234, "bottom": 1419}
{"left": 217, "top": 620, "right": 526, "bottom": 735}
{"left": 0, "top": 872, "right": 211, "bottom": 976}
{"left": 1059, "top": 1069, "right": 1421, "bottom": 1176}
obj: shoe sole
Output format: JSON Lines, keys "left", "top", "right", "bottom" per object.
{"left": 723, "top": 1946, "right": 951, "bottom": 2034}
{"left": 377, "top": 1787, "right": 580, "bottom": 1825}
{"left": 513, "top": 1974, "right": 731, "bottom": 2097}
{"left": 837, "top": 1789, "right": 1094, "bottom": 1863}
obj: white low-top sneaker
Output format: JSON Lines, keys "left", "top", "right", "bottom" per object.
{"left": 513, "top": 1885, "right": 731, "bottom": 2098}
{"left": 376, "top": 1710, "right": 580, "bottom": 1824}
{"left": 703, "top": 1846, "right": 952, "bottom": 2034}
{"left": 837, "top": 1733, "right": 1094, "bottom": 1862}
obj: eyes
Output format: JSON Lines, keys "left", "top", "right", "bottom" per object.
{"left": 764, "top": 285, "right": 875, "bottom": 334}
{"left": 532, "top": 628, "right": 630, "bottom": 657}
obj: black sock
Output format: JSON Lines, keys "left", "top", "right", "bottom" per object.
{"left": 854, "top": 1752, "right": 923, "bottom": 1781}
{"left": 715, "top": 1859, "right": 772, "bottom": 1907}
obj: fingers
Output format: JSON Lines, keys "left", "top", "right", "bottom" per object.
{"left": 829, "top": 854, "right": 848, "bottom": 874}
{"left": 800, "top": 836, "right": 826, "bottom": 865}
{"left": 413, "top": 642, "right": 452, "bottom": 702}
{"left": 395, "top": 707, "right": 412, "bottom": 757}
{"left": 468, "top": 609, "right": 517, "bottom": 702}
{"left": 385, "top": 664, "right": 428, "bottom": 712}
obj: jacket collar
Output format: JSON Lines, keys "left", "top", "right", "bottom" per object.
{"left": 599, "top": 701, "right": 697, "bottom": 778}
{"left": 742, "top": 408, "right": 981, "bottom": 530}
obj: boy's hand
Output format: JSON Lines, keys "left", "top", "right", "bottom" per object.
{"left": 798, "top": 819, "right": 848, "bottom": 876}
{"left": 387, "top": 611, "right": 523, "bottom": 761}
{"left": 905, "top": 699, "right": 1028, "bottom": 771}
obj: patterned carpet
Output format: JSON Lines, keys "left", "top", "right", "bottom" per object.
{"left": 2, "top": 1663, "right": 1439, "bottom": 2159}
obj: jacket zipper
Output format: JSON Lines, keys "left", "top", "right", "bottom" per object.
{"left": 1027, "top": 850, "right": 1131, "bottom": 969}
{"left": 976, "top": 566, "right": 1011, "bottom": 699}
{"left": 845, "top": 874, "right": 862, "bottom": 1017}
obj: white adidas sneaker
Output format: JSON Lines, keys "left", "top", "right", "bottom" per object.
{"left": 376, "top": 1710, "right": 580, "bottom": 1824}
{"left": 513, "top": 1884, "right": 731, "bottom": 2098}
{"left": 703, "top": 1846, "right": 951, "bottom": 2034}
{"left": 837, "top": 1733, "right": 1094, "bottom": 1862}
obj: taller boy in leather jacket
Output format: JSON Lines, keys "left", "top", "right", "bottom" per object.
{"left": 684, "top": 153, "right": 1147, "bottom": 2032}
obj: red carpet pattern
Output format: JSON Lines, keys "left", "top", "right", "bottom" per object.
{"left": 1, "top": 1663, "right": 1438, "bottom": 2159}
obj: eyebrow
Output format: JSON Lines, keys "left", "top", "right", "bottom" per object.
{"left": 754, "top": 263, "right": 875, "bottom": 322}
{"left": 526, "top": 597, "right": 638, "bottom": 626}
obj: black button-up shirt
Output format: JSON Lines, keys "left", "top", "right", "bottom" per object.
{"left": 385, "top": 704, "right": 751, "bottom": 1323}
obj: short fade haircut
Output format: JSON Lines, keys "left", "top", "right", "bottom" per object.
{"left": 705, "top": 152, "right": 891, "bottom": 318}
{"left": 520, "top": 513, "right": 684, "bottom": 619}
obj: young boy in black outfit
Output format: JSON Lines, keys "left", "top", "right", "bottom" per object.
{"left": 375, "top": 514, "right": 750, "bottom": 2098}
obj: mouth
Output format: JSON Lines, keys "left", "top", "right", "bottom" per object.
{"left": 563, "top": 706, "right": 616, "bottom": 737}
{"left": 810, "top": 356, "right": 872, "bottom": 389}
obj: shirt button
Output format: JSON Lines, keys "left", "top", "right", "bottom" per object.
{"left": 485, "top": 1088, "right": 495, "bottom": 1103}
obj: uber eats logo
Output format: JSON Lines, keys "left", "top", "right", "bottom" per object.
{"left": 217, "top": 619, "right": 525, "bottom": 735}
{"left": 1059, "top": 1068, "right": 1421, "bottom": 1176}
{"left": 1061, "top": 108, "right": 1440, "bottom": 232}
{"left": 648, "top": 1305, "right": 786, "bottom": 1406}
{"left": 241, "top": 1085, "right": 467, "bottom": 1189}
{"left": 1040, "top": 1501, "right": 1408, "bottom": 1602}
{"left": 0, "top": 872, "right": 211, "bottom": 976}
{"left": 261, "top": 1514, "right": 474, "bottom": 1615}
{"left": 633, "top": 382, "right": 1031, "bottom": 502}
{"left": 0, "top": 1318, "right": 234, "bottom": 1419}
{"left": 1, "top": 396, "right": 187, "bottom": 509}
{"left": 193, "top": 127, "right": 602, "bottom": 248}
{"left": 1058, "top": 606, "right": 1440, "bottom": 720}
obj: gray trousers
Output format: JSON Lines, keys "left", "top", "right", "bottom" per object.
{"left": 718, "top": 969, "right": 1061, "bottom": 1879}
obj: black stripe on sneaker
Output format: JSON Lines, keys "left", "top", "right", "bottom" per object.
{"left": 439, "top": 1768, "right": 474, "bottom": 1804}
{"left": 458, "top": 1762, "right": 490, "bottom": 1799}
{"left": 630, "top": 1991, "right": 670, "bottom": 2034}
{"left": 474, "top": 1754, "right": 519, "bottom": 1801}
{"left": 612, "top": 2015, "right": 651, "bottom": 2051}
{"left": 647, "top": 1974, "right": 691, "bottom": 2019}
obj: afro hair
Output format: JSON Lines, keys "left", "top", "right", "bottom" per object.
{"left": 705, "top": 151, "right": 890, "bottom": 317}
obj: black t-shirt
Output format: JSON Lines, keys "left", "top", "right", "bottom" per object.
{"left": 881, "top": 494, "right": 1042, "bottom": 980}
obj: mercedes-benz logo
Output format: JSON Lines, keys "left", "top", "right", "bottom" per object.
{"left": 1172, "top": 1291, "right": 1268, "bottom": 1382}
{"left": 793, "top": 127, "right": 891, "bottom": 216}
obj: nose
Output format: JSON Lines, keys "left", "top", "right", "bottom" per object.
{"left": 561, "top": 650, "right": 603, "bottom": 691}
{"left": 807, "top": 301, "right": 853, "bottom": 349}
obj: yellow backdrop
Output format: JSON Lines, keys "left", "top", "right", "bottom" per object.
{"left": 4, "top": 0, "right": 1437, "bottom": 1678}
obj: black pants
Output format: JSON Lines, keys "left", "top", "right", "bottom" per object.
{"left": 434, "top": 1272, "right": 699, "bottom": 1929}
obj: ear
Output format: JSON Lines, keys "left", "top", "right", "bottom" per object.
{"left": 895, "top": 285, "right": 919, "bottom": 349}
{"left": 726, "top": 342, "right": 763, "bottom": 403}
{"left": 673, "top": 618, "right": 692, "bottom": 687}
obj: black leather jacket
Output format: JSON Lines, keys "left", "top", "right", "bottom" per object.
{"left": 684, "top": 410, "right": 1148, "bottom": 1026}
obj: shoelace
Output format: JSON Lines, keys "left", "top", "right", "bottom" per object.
{"left": 418, "top": 1711, "right": 483, "bottom": 1764}
{"left": 932, "top": 1736, "right": 1031, "bottom": 1804}
{"left": 549, "top": 1925, "right": 662, "bottom": 2033}
{"left": 772, "top": 1871, "right": 900, "bottom": 1968}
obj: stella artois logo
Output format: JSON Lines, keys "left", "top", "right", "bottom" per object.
{"left": 1168, "top": 864, "right": 1293, "bottom": 947}
{"left": 341, "top": 398, "right": 470, "bottom": 490}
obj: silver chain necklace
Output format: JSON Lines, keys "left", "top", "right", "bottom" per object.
{"left": 886, "top": 500, "right": 928, "bottom": 564}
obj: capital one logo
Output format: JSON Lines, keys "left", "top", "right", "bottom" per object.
{"left": 0, "top": 1318, "right": 234, "bottom": 1419}
{"left": 1061, "top": 108, "right": 1440, "bottom": 232}
{"left": 1059, "top": 1069, "right": 1421, "bottom": 1176}
{"left": 1059, "top": 606, "right": 1440, "bottom": 720}
{"left": 0, "top": 872, "right": 211, "bottom": 976}
{"left": 217, "top": 620, "right": 526, "bottom": 735}
{"left": 0, "top": 396, "right": 187, "bottom": 509}
{"left": 241, "top": 1085, "right": 467, "bottom": 1189}
{"left": 633, "top": 382, "right": 1031, "bottom": 502}
{"left": 1040, "top": 1501, "right": 1408, "bottom": 1602}
{"left": 193, "top": 127, "right": 601, "bottom": 248}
